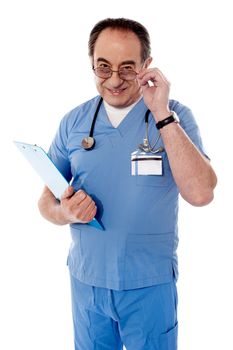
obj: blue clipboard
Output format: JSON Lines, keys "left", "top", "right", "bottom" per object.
{"left": 14, "top": 141, "right": 103, "bottom": 230}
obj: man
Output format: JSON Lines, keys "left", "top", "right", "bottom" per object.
{"left": 38, "top": 18, "right": 217, "bottom": 350}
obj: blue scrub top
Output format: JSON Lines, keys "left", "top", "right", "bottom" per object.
{"left": 48, "top": 96, "right": 207, "bottom": 290}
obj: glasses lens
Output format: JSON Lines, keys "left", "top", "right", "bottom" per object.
{"left": 94, "top": 67, "right": 111, "bottom": 79}
{"left": 94, "top": 67, "right": 137, "bottom": 80}
{"left": 118, "top": 68, "right": 137, "bottom": 81}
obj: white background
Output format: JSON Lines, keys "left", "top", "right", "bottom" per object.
{"left": 0, "top": 0, "right": 232, "bottom": 349}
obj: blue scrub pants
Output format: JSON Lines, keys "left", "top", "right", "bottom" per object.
{"left": 70, "top": 274, "right": 178, "bottom": 350}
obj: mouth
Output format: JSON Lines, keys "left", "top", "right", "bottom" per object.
{"left": 107, "top": 88, "right": 127, "bottom": 96}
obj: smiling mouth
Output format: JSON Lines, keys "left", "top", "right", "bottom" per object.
{"left": 108, "top": 88, "right": 126, "bottom": 95}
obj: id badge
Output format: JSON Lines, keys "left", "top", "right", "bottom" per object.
{"left": 131, "top": 149, "right": 163, "bottom": 176}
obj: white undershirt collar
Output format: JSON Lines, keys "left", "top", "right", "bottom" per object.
{"left": 104, "top": 96, "right": 142, "bottom": 128}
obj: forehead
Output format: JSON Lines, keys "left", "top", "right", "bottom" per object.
{"left": 93, "top": 28, "right": 142, "bottom": 64}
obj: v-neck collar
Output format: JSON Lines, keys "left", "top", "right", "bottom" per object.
{"left": 99, "top": 98, "right": 148, "bottom": 137}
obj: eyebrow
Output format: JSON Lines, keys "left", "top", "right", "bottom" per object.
{"left": 96, "top": 57, "right": 136, "bottom": 66}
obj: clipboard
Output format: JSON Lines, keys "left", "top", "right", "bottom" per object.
{"left": 14, "top": 141, "right": 103, "bottom": 230}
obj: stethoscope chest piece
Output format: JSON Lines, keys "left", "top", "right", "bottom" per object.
{"left": 81, "top": 136, "right": 95, "bottom": 151}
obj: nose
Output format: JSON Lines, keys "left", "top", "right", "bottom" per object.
{"left": 108, "top": 71, "right": 124, "bottom": 87}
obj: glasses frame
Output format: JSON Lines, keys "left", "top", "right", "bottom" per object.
{"left": 92, "top": 65, "right": 139, "bottom": 81}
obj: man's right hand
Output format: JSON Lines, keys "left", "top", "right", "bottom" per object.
{"left": 60, "top": 186, "right": 97, "bottom": 225}
{"left": 38, "top": 185, "right": 97, "bottom": 226}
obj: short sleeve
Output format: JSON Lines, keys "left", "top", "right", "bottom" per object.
{"left": 48, "top": 115, "right": 72, "bottom": 182}
{"left": 170, "top": 100, "right": 209, "bottom": 159}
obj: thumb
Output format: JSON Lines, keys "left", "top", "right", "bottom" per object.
{"left": 61, "top": 186, "right": 74, "bottom": 200}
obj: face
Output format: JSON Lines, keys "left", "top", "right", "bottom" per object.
{"left": 92, "top": 28, "right": 151, "bottom": 108}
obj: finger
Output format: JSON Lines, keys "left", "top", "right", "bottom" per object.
{"left": 71, "top": 193, "right": 96, "bottom": 219}
{"left": 74, "top": 200, "right": 97, "bottom": 223}
{"left": 138, "top": 68, "right": 169, "bottom": 86}
{"left": 79, "top": 195, "right": 96, "bottom": 213}
{"left": 71, "top": 190, "right": 87, "bottom": 206}
{"left": 88, "top": 205, "right": 97, "bottom": 220}
{"left": 61, "top": 186, "right": 74, "bottom": 200}
{"left": 155, "top": 69, "right": 170, "bottom": 85}
{"left": 81, "top": 205, "right": 97, "bottom": 223}
{"left": 137, "top": 67, "right": 158, "bottom": 79}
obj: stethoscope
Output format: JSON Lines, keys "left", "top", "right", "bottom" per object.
{"left": 81, "top": 97, "right": 103, "bottom": 150}
{"left": 81, "top": 97, "right": 164, "bottom": 154}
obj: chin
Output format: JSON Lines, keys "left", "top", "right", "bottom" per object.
{"left": 104, "top": 94, "right": 137, "bottom": 108}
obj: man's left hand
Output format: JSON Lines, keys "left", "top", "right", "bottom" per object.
{"left": 137, "top": 68, "right": 171, "bottom": 121}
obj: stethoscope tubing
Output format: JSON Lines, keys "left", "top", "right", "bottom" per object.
{"left": 82, "top": 96, "right": 163, "bottom": 153}
{"left": 89, "top": 97, "right": 103, "bottom": 138}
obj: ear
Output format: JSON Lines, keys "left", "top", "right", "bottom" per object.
{"left": 143, "top": 56, "right": 153, "bottom": 68}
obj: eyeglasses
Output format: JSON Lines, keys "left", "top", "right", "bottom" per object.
{"left": 93, "top": 66, "right": 138, "bottom": 81}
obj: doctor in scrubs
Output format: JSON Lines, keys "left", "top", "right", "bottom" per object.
{"left": 38, "top": 18, "right": 217, "bottom": 350}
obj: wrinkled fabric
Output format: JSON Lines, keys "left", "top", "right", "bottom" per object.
{"left": 70, "top": 274, "right": 178, "bottom": 350}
